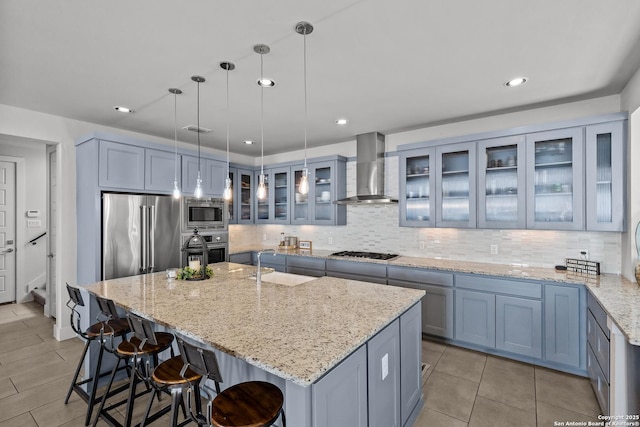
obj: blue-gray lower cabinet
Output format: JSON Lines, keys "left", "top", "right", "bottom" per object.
{"left": 544, "top": 284, "right": 583, "bottom": 369}
{"left": 229, "top": 252, "right": 252, "bottom": 265}
{"left": 421, "top": 285, "right": 454, "bottom": 339}
{"left": 325, "top": 259, "right": 387, "bottom": 284}
{"left": 368, "top": 319, "right": 401, "bottom": 427}
{"left": 455, "top": 290, "right": 495, "bottom": 348}
{"left": 286, "top": 256, "right": 326, "bottom": 277}
{"left": 312, "top": 345, "right": 368, "bottom": 427}
{"left": 400, "top": 303, "right": 422, "bottom": 426}
{"left": 496, "top": 295, "right": 542, "bottom": 358}
{"left": 250, "top": 252, "right": 287, "bottom": 272}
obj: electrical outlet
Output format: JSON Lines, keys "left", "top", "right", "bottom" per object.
{"left": 419, "top": 241, "right": 425, "bottom": 250}
{"left": 490, "top": 244, "right": 498, "bottom": 255}
{"left": 262, "top": 234, "right": 267, "bottom": 241}
{"left": 328, "top": 237, "right": 333, "bottom": 245}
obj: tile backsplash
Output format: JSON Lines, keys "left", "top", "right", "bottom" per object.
{"left": 229, "top": 157, "right": 623, "bottom": 274}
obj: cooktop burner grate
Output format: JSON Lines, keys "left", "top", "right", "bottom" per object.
{"left": 331, "top": 251, "right": 399, "bottom": 261}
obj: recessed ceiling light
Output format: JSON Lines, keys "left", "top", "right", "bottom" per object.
{"left": 114, "top": 106, "right": 133, "bottom": 113}
{"left": 336, "top": 118, "right": 348, "bottom": 125}
{"left": 244, "top": 140, "right": 254, "bottom": 145}
{"left": 257, "top": 78, "right": 275, "bottom": 87}
{"left": 505, "top": 77, "right": 527, "bottom": 87}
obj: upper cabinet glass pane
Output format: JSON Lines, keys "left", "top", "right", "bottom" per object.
{"left": 293, "top": 169, "right": 309, "bottom": 221}
{"left": 257, "top": 174, "right": 270, "bottom": 220}
{"left": 405, "top": 155, "right": 431, "bottom": 223}
{"left": 484, "top": 145, "right": 519, "bottom": 223}
{"left": 595, "top": 134, "right": 612, "bottom": 223}
{"left": 274, "top": 171, "right": 288, "bottom": 221}
{"left": 533, "top": 138, "right": 574, "bottom": 223}
{"left": 239, "top": 172, "right": 252, "bottom": 221}
{"left": 314, "top": 166, "right": 332, "bottom": 221}
{"left": 441, "top": 151, "right": 470, "bottom": 222}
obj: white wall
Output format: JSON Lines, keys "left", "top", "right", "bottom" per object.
{"left": 0, "top": 136, "right": 47, "bottom": 302}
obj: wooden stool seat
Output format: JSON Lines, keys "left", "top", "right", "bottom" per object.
{"left": 85, "top": 318, "right": 130, "bottom": 338}
{"left": 152, "top": 355, "right": 202, "bottom": 386}
{"left": 116, "top": 332, "right": 174, "bottom": 356}
{"left": 211, "top": 381, "right": 284, "bottom": 427}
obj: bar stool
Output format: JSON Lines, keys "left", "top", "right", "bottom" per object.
{"left": 150, "top": 339, "right": 286, "bottom": 427}
{"left": 64, "top": 284, "right": 131, "bottom": 426}
{"left": 139, "top": 338, "right": 210, "bottom": 427}
{"left": 92, "top": 309, "right": 175, "bottom": 427}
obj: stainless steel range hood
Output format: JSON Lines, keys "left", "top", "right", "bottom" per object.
{"left": 335, "top": 132, "right": 398, "bottom": 204}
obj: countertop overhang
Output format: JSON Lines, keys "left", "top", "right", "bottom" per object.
{"left": 79, "top": 263, "right": 424, "bottom": 386}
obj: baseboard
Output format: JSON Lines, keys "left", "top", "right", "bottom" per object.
{"left": 54, "top": 323, "right": 76, "bottom": 341}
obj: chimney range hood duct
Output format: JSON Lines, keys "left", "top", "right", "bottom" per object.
{"left": 335, "top": 132, "right": 398, "bottom": 204}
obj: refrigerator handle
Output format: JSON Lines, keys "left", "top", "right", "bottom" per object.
{"left": 140, "top": 205, "right": 148, "bottom": 274}
{"left": 148, "top": 204, "right": 156, "bottom": 273}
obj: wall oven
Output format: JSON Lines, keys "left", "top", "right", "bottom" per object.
{"left": 182, "top": 197, "right": 226, "bottom": 232}
{"left": 181, "top": 232, "right": 228, "bottom": 265}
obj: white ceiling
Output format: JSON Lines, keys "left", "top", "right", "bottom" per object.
{"left": 3, "top": 0, "right": 640, "bottom": 156}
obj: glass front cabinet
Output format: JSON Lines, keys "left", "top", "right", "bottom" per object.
{"left": 255, "top": 167, "right": 290, "bottom": 224}
{"left": 436, "top": 142, "right": 477, "bottom": 228}
{"left": 292, "top": 158, "right": 347, "bottom": 226}
{"left": 525, "top": 128, "right": 584, "bottom": 230}
{"left": 585, "top": 121, "right": 625, "bottom": 231}
{"left": 399, "top": 148, "right": 436, "bottom": 227}
{"left": 228, "top": 167, "right": 254, "bottom": 224}
{"left": 477, "top": 136, "right": 526, "bottom": 229}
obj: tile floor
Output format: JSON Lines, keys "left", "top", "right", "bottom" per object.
{"left": 0, "top": 302, "right": 603, "bottom": 426}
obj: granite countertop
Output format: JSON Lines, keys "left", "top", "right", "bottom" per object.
{"left": 231, "top": 245, "right": 640, "bottom": 345}
{"left": 80, "top": 262, "right": 424, "bottom": 387}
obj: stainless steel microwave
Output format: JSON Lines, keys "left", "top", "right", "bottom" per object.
{"left": 182, "top": 197, "right": 226, "bottom": 231}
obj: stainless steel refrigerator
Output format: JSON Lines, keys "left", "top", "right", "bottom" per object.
{"left": 102, "top": 193, "right": 181, "bottom": 280}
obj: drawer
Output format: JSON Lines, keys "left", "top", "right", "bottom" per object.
{"left": 326, "top": 259, "right": 387, "bottom": 279}
{"left": 587, "top": 291, "right": 609, "bottom": 338}
{"left": 229, "top": 252, "right": 252, "bottom": 265}
{"left": 593, "top": 320, "right": 610, "bottom": 382}
{"left": 251, "top": 252, "right": 287, "bottom": 266}
{"left": 387, "top": 266, "right": 453, "bottom": 287}
{"left": 587, "top": 311, "right": 597, "bottom": 349}
{"left": 286, "top": 266, "right": 325, "bottom": 277}
{"left": 287, "top": 256, "right": 326, "bottom": 271}
{"left": 587, "top": 344, "right": 609, "bottom": 414}
{"left": 455, "top": 274, "right": 541, "bottom": 299}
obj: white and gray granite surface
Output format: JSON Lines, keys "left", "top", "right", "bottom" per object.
{"left": 80, "top": 262, "right": 424, "bottom": 386}
{"left": 232, "top": 245, "right": 640, "bottom": 346}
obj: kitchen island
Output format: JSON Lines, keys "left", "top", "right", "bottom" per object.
{"left": 80, "top": 262, "right": 425, "bottom": 427}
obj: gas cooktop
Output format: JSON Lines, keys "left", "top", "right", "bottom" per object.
{"left": 331, "top": 251, "right": 399, "bottom": 261}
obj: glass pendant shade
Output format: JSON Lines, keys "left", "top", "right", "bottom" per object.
{"left": 172, "top": 180, "right": 181, "bottom": 199}
{"left": 194, "top": 172, "right": 203, "bottom": 199}
{"left": 169, "top": 88, "right": 182, "bottom": 199}
{"left": 299, "top": 168, "right": 309, "bottom": 195}
{"left": 223, "top": 177, "right": 232, "bottom": 200}
{"left": 256, "top": 173, "right": 267, "bottom": 200}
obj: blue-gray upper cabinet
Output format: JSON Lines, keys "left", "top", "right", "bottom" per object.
{"left": 399, "top": 147, "right": 437, "bottom": 227}
{"left": 181, "top": 155, "right": 225, "bottom": 198}
{"left": 477, "top": 135, "right": 527, "bottom": 229}
{"left": 544, "top": 284, "right": 585, "bottom": 370}
{"left": 145, "top": 148, "right": 180, "bottom": 193}
{"left": 99, "top": 141, "right": 145, "bottom": 190}
{"left": 436, "top": 142, "right": 477, "bottom": 228}
{"left": 495, "top": 295, "right": 542, "bottom": 358}
{"left": 228, "top": 167, "right": 254, "bottom": 224}
{"left": 255, "top": 167, "right": 290, "bottom": 224}
{"left": 367, "top": 318, "right": 401, "bottom": 427}
{"left": 291, "top": 159, "right": 347, "bottom": 226}
{"left": 313, "top": 345, "right": 368, "bottom": 427}
{"left": 585, "top": 121, "right": 625, "bottom": 231}
{"left": 525, "top": 127, "right": 585, "bottom": 230}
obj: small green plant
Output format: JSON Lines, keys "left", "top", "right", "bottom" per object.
{"left": 177, "top": 265, "right": 214, "bottom": 280}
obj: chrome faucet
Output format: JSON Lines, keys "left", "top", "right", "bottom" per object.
{"left": 256, "top": 249, "right": 276, "bottom": 285}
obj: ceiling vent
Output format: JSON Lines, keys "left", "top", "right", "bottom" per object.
{"left": 182, "top": 125, "right": 212, "bottom": 133}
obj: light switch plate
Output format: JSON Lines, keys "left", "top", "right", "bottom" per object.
{"left": 27, "top": 219, "right": 41, "bottom": 228}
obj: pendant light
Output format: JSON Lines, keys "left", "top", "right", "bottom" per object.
{"left": 254, "top": 44, "right": 270, "bottom": 200}
{"left": 220, "top": 61, "right": 235, "bottom": 201}
{"left": 295, "top": 21, "right": 313, "bottom": 196}
{"left": 191, "top": 75, "right": 205, "bottom": 198}
{"left": 169, "top": 88, "right": 183, "bottom": 199}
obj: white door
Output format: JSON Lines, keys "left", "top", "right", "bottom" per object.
{"left": 47, "top": 148, "right": 57, "bottom": 317}
{"left": 0, "top": 161, "right": 16, "bottom": 304}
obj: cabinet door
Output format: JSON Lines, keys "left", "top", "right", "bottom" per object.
{"left": 455, "top": 290, "right": 495, "bottom": 348}
{"left": 227, "top": 168, "right": 236, "bottom": 223}
{"left": 544, "top": 285, "right": 582, "bottom": 368}
{"left": 419, "top": 284, "right": 453, "bottom": 338}
{"left": 399, "top": 148, "right": 436, "bottom": 227}
{"left": 526, "top": 128, "right": 584, "bottom": 230}
{"left": 496, "top": 295, "right": 542, "bottom": 358}
{"left": 585, "top": 121, "right": 625, "bottom": 231}
{"left": 313, "top": 345, "right": 368, "bottom": 427}
{"left": 236, "top": 169, "right": 254, "bottom": 224}
{"left": 145, "top": 148, "right": 179, "bottom": 192}
{"left": 182, "top": 156, "right": 225, "bottom": 197}
{"left": 400, "top": 304, "right": 422, "bottom": 426}
{"left": 436, "top": 142, "right": 477, "bottom": 228}
{"left": 255, "top": 167, "right": 290, "bottom": 224}
{"left": 368, "top": 319, "right": 401, "bottom": 427}
{"left": 291, "top": 166, "right": 311, "bottom": 224}
{"left": 477, "top": 136, "right": 526, "bottom": 229}
{"left": 203, "top": 159, "right": 225, "bottom": 197}
{"left": 99, "top": 141, "right": 145, "bottom": 190}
